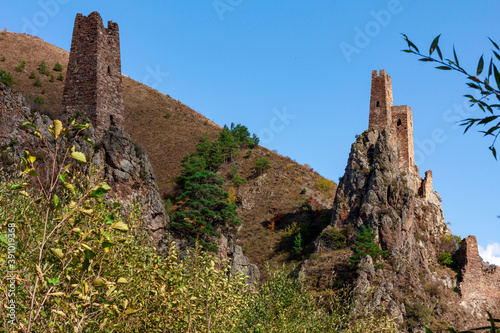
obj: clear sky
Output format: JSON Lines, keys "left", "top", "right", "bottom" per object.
{"left": 1, "top": 0, "right": 499, "bottom": 264}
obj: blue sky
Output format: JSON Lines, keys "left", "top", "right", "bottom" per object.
{"left": 1, "top": 1, "right": 499, "bottom": 264}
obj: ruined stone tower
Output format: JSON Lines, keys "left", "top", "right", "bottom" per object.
{"left": 62, "top": 12, "right": 124, "bottom": 134}
{"left": 369, "top": 70, "right": 415, "bottom": 171}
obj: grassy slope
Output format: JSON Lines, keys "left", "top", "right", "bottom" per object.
{"left": 0, "top": 31, "right": 337, "bottom": 276}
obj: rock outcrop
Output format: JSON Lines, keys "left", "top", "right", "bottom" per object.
{"left": 0, "top": 82, "right": 169, "bottom": 248}
{"left": 305, "top": 127, "right": 500, "bottom": 331}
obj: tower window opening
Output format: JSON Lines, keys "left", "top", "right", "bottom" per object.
{"left": 397, "top": 119, "right": 402, "bottom": 127}
{"left": 376, "top": 101, "right": 380, "bottom": 107}
{"left": 107, "top": 66, "right": 111, "bottom": 74}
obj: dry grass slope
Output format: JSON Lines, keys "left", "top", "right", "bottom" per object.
{"left": 0, "top": 31, "right": 338, "bottom": 276}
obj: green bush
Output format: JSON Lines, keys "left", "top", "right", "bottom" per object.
{"left": 0, "top": 119, "right": 249, "bottom": 332}
{"left": 56, "top": 73, "right": 64, "bottom": 81}
{"left": 49, "top": 74, "right": 55, "bottom": 82}
{"left": 320, "top": 227, "right": 347, "bottom": 250}
{"left": 29, "top": 71, "right": 36, "bottom": 79}
{"left": 34, "top": 77, "right": 42, "bottom": 87}
{"left": 254, "top": 157, "right": 271, "bottom": 174}
{"left": 438, "top": 252, "right": 455, "bottom": 267}
{"left": 53, "top": 61, "right": 63, "bottom": 71}
{"left": 0, "top": 56, "right": 5, "bottom": 62}
{"left": 349, "top": 226, "right": 390, "bottom": 269}
{"left": 33, "top": 95, "right": 43, "bottom": 105}
{"left": 233, "top": 266, "right": 398, "bottom": 332}
{"left": 231, "top": 173, "right": 247, "bottom": 186}
{"left": 38, "top": 60, "right": 50, "bottom": 75}
{"left": 0, "top": 69, "right": 13, "bottom": 87}
{"left": 15, "top": 60, "right": 25, "bottom": 72}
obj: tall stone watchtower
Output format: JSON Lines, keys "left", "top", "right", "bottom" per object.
{"left": 368, "top": 70, "right": 415, "bottom": 171}
{"left": 62, "top": 12, "right": 124, "bottom": 134}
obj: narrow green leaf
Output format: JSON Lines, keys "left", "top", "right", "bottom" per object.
{"left": 22, "top": 121, "right": 36, "bottom": 129}
{"left": 436, "top": 66, "right": 452, "bottom": 70}
{"left": 30, "top": 130, "right": 42, "bottom": 139}
{"left": 489, "top": 37, "right": 499, "bottom": 50}
{"left": 436, "top": 45, "right": 443, "bottom": 61}
{"left": 429, "top": 34, "right": 441, "bottom": 55}
{"left": 477, "top": 55, "right": 484, "bottom": 76}
{"left": 493, "top": 51, "right": 500, "bottom": 63}
{"left": 81, "top": 136, "right": 95, "bottom": 147}
{"left": 493, "top": 65, "right": 500, "bottom": 90}
{"left": 0, "top": 234, "right": 7, "bottom": 245}
{"left": 419, "top": 58, "right": 434, "bottom": 62}
{"left": 453, "top": 45, "right": 459, "bottom": 67}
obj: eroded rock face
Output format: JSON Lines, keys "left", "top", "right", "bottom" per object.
{"left": 0, "top": 83, "right": 169, "bottom": 248}
{"left": 307, "top": 128, "right": 499, "bottom": 331}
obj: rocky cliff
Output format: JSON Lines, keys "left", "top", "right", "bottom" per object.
{"left": 0, "top": 81, "right": 170, "bottom": 249}
{"left": 0, "top": 82, "right": 260, "bottom": 282}
{"left": 302, "top": 128, "right": 500, "bottom": 332}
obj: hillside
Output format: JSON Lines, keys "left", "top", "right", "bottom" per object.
{"left": 0, "top": 31, "right": 337, "bottom": 277}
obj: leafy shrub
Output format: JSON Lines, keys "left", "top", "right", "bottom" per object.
{"left": 53, "top": 61, "right": 63, "bottom": 71}
{"left": 349, "top": 226, "right": 390, "bottom": 269}
{"left": 56, "top": 73, "right": 64, "bottom": 81}
{"left": 300, "top": 188, "right": 307, "bottom": 194}
{"left": 440, "top": 234, "right": 461, "bottom": 253}
{"left": 34, "top": 77, "right": 42, "bottom": 87}
{"left": 245, "top": 148, "right": 252, "bottom": 158}
{"left": 254, "top": 157, "right": 271, "bottom": 174}
{"left": 228, "top": 186, "right": 237, "bottom": 204}
{"left": 29, "top": 71, "right": 36, "bottom": 79}
{"left": 33, "top": 95, "right": 43, "bottom": 105}
{"left": 38, "top": 60, "right": 50, "bottom": 75}
{"left": 0, "top": 69, "right": 13, "bottom": 87}
{"left": 314, "top": 177, "right": 336, "bottom": 193}
{"left": 320, "top": 227, "right": 347, "bottom": 250}
{"left": 0, "top": 56, "right": 5, "bottom": 61}
{"left": 15, "top": 60, "right": 25, "bottom": 72}
{"left": 438, "top": 252, "right": 455, "bottom": 267}
{"left": 233, "top": 266, "right": 398, "bottom": 332}
{"left": 231, "top": 173, "right": 247, "bottom": 186}
{"left": 49, "top": 74, "right": 55, "bottom": 82}
{"left": 163, "top": 111, "right": 171, "bottom": 120}
{"left": 0, "top": 119, "right": 249, "bottom": 332}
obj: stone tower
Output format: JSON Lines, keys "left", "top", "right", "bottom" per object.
{"left": 62, "top": 12, "right": 124, "bottom": 134}
{"left": 368, "top": 70, "right": 415, "bottom": 172}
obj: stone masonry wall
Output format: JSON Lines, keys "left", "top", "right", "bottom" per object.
{"left": 391, "top": 105, "right": 414, "bottom": 170}
{"left": 420, "top": 170, "right": 433, "bottom": 200}
{"left": 368, "top": 70, "right": 415, "bottom": 173}
{"left": 62, "top": 12, "right": 124, "bottom": 135}
{"left": 455, "top": 236, "right": 500, "bottom": 302}
{"left": 368, "top": 69, "right": 393, "bottom": 131}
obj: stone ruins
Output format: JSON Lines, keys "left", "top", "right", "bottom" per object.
{"left": 62, "top": 11, "right": 124, "bottom": 135}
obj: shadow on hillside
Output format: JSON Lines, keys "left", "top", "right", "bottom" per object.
{"left": 259, "top": 207, "right": 333, "bottom": 260}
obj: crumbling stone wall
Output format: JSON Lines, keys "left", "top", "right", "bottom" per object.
{"left": 419, "top": 170, "right": 433, "bottom": 200}
{"left": 392, "top": 105, "right": 414, "bottom": 170}
{"left": 368, "top": 69, "right": 393, "bottom": 130}
{"left": 456, "top": 236, "right": 500, "bottom": 302}
{"left": 62, "top": 12, "right": 124, "bottom": 135}
{"left": 368, "top": 70, "right": 416, "bottom": 173}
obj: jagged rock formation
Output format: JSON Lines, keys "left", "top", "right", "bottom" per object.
{"left": 303, "top": 70, "right": 500, "bottom": 332}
